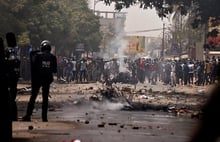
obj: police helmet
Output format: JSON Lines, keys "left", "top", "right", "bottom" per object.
{"left": 40, "top": 40, "right": 51, "bottom": 52}
{"left": 5, "top": 47, "right": 15, "bottom": 59}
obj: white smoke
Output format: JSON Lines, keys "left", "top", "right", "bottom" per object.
{"left": 107, "top": 18, "right": 129, "bottom": 72}
{"left": 92, "top": 100, "right": 130, "bottom": 111}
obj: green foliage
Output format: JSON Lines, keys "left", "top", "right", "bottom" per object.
{"left": 103, "top": 0, "right": 220, "bottom": 27}
{"left": 17, "top": 32, "right": 30, "bottom": 46}
{"left": 0, "top": 0, "right": 102, "bottom": 55}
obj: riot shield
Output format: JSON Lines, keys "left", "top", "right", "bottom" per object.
{"left": 0, "top": 32, "right": 16, "bottom": 142}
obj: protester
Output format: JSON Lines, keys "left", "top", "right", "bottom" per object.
{"left": 22, "top": 40, "right": 57, "bottom": 122}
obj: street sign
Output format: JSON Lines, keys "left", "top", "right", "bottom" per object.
{"left": 75, "top": 43, "right": 84, "bottom": 52}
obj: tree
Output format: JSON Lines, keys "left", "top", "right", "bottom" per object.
{"left": 102, "top": 0, "right": 220, "bottom": 28}
{"left": 170, "top": 5, "right": 204, "bottom": 51}
{"left": 0, "top": 0, "right": 102, "bottom": 56}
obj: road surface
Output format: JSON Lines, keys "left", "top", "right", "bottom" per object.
{"left": 13, "top": 99, "right": 197, "bottom": 142}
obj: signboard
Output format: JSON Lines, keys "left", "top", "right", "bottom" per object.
{"left": 75, "top": 43, "right": 84, "bottom": 52}
{"left": 207, "top": 17, "right": 220, "bottom": 48}
{"left": 126, "top": 36, "right": 145, "bottom": 54}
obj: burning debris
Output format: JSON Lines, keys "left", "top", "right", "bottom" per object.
{"left": 111, "top": 72, "right": 138, "bottom": 85}
{"left": 16, "top": 81, "right": 209, "bottom": 120}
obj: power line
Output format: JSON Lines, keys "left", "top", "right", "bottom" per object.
{"left": 125, "top": 28, "right": 166, "bottom": 34}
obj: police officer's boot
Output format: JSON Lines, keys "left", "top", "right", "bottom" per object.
{"left": 22, "top": 102, "right": 34, "bottom": 121}
{"left": 42, "top": 104, "right": 48, "bottom": 122}
{"left": 22, "top": 115, "right": 31, "bottom": 122}
{"left": 42, "top": 111, "right": 48, "bottom": 122}
{"left": 12, "top": 101, "right": 18, "bottom": 121}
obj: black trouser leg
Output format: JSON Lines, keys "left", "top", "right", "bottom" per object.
{"left": 42, "top": 83, "right": 50, "bottom": 121}
{"left": 9, "top": 80, "right": 18, "bottom": 121}
{"left": 0, "top": 85, "right": 12, "bottom": 142}
{"left": 26, "top": 82, "right": 41, "bottom": 117}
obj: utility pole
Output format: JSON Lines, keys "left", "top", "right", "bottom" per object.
{"left": 161, "top": 23, "right": 165, "bottom": 58}
{"left": 161, "top": 0, "right": 166, "bottom": 59}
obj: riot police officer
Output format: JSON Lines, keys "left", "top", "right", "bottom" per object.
{"left": 22, "top": 40, "right": 57, "bottom": 122}
{"left": 0, "top": 36, "right": 12, "bottom": 142}
{"left": 5, "top": 46, "right": 20, "bottom": 121}
{"left": 0, "top": 32, "right": 19, "bottom": 142}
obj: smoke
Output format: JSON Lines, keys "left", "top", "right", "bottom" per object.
{"left": 102, "top": 100, "right": 130, "bottom": 110}
{"left": 101, "top": 18, "right": 129, "bottom": 72}
{"left": 92, "top": 100, "right": 131, "bottom": 111}
{"left": 116, "top": 35, "right": 129, "bottom": 72}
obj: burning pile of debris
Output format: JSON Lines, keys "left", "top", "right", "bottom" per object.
{"left": 107, "top": 72, "right": 138, "bottom": 86}
{"left": 88, "top": 84, "right": 205, "bottom": 118}
{"left": 89, "top": 86, "right": 133, "bottom": 110}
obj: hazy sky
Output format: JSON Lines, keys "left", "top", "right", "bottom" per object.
{"left": 88, "top": 0, "right": 170, "bottom": 37}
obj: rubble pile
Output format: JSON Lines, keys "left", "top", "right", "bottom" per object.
{"left": 87, "top": 84, "right": 207, "bottom": 118}
{"left": 17, "top": 82, "right": 211, "bottom": 119}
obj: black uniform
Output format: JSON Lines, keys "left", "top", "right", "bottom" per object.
{"left": 23, "top": 41, "right": 57, "bottom": 122}
{"left": 5, "top": 47, "right": 20, "bottom": 121}
{"left": 0, "top": 42, "right": 12, "bottom": 142}
{"left": 0, "top": 32, "right": 18, "bottom": 142}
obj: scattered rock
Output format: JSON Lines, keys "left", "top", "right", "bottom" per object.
{"left": 85, "top": 120, "right": 90, "bottom": 124}
{"left": 98, "top": 122, "right": 105, "bottom": 128}
{"left": 132, "top": 126, "right": 139, "bottom": 130}
{"left": 170, "top": 132, "right": 174, "bottom": 135}
{"left": 120, "top": 125, "right": 124, "bottom": 128}
{"left": 108, "top": 122, "right": 117, "bottom": 126}
{"left": 28, "top": 125, "right": 34, "bottom": 130}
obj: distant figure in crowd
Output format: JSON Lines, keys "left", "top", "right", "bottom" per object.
{"left": 22, "top": 40, "right": 57, "bottom": 122}
{"left": 188, "top": 67, "right": 220, "bottom": 142}
{"left": 79, "top": 58, "right": 87, "bottom": 82}
{"left": 71, "top": 57, "right": 77, "bottom": 82}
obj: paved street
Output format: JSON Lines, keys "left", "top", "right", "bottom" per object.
{"left": 13, "top": 82, "right": 214, "bottom": 142}
{"left": 13, "top": 105, "right": 197, "bottom": 142}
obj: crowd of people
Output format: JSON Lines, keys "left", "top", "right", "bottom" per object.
{"left": 55, "top": 55, "right": 220, "bottom": 86}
